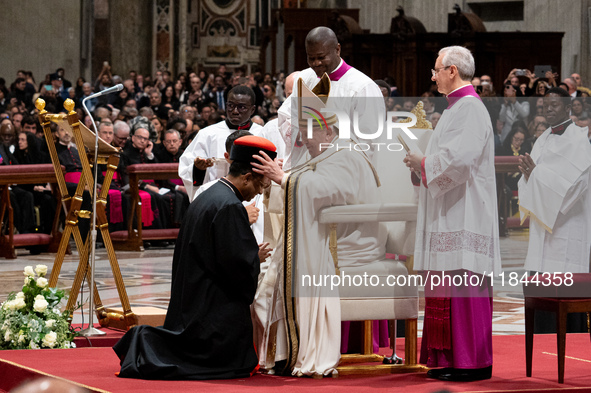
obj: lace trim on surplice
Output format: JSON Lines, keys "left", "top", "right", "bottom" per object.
{"left": 431, "top": 155, "right": 456, "bottom": 192}
{"left": 419, "top": 229, "right": 496, "bottom": 258}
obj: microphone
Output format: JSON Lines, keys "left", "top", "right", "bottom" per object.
{"left": 85, "top": 83, "right": 124, "bottom": 99}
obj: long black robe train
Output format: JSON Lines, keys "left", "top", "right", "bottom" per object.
{"left": 113, "top": 178, "right": 260, "bottom": 380}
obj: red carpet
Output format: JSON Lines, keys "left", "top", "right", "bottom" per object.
{"left": 1, "top": 334, "right": 590, "bottom": 393}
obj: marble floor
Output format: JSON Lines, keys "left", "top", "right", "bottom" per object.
{"left": 0, "top": 229, "right": 531, "bottom": 336}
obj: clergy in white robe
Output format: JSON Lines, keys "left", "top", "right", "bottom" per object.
{"left": 252, "top": 135, "right": 385, "bottom": 377}
{"left": 258, "top": 118, "right": 286, "bottom": 161}
{"left": 518, "top": 91, "right": 591, "bottom": 274}
{"left": 251, "top": 78, "right": 385, "bottom": 377}
{"left": 518, "top": 88, "right": 591, "bottom": 333}
{"left": 178, "top": 86, "right": 262, "bottom": 201}
{"left": 405, "top": 46, "right": 500, "bottom": 382}
{"left": 277, "top": 27, "right": 385, "bottom": 171}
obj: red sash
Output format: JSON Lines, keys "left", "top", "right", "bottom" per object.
{"left": 101, "top": 171, "right": 124, "bottom": 224}
{"left": 138, "top": 190, "right": 154, "bottom": 227}
{"left": 64, "top": 171, "right": 82, "bottom": 183}
{"left": 107, "top": 189, "right": 124, "bottom": 224}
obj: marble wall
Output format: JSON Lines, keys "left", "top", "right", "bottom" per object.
{"left": 109, "top": 0, "right": 154, "bottom": 79}
{"left": 0, "top": 0, "right": 81, "bottom": 89}
{"left": 351, "top": 0, "right": 590, "bottom": 82}
{"left": 1, "top": 0, "right": 589, "bottom": 87}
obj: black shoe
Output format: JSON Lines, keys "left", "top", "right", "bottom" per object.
{"left": 426, "top": 367, "right": 454, "bottom": 379}
{"left": 26, "top": 245, "right": 44, "bottom": 255}
{"left": 150, "top": 240, "right": 168, "bottom": 248}
{"left": 437, "top": 366, "right": 492, "bottom": 382}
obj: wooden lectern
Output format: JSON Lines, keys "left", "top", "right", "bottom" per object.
{"left": 36, "top": 98, "right": 139, "bottom": 330}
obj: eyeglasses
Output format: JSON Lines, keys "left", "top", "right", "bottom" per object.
{"left": 133, "top": 134, "right": 149, "bottom": 142}
{"left": 431, "top": 66, "right": 451, "bottom": 76}
{"left": 512, "top": 136, "right": 524, "bottom": 142}
{"left": 163, "top": 139, "right": 180, "bottom": 145}
{"left": 227, "top": 102, "right": 251, "bottom": 113}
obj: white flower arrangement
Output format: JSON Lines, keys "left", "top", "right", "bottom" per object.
{"left": 0, "top": 265, "right": 76, "bottom": 350}
{"left": 36, "top": 277, "right": 48, "bottom": 289}
{"left": 35, "top": 265, "right": 48, "bottom": 276}
{"left": 23, "top": 266, "right": 35, "bottom": 277}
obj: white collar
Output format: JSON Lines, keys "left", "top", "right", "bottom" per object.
{"left": 447, "top": 83, "right": 472, "bottom": 96}
{"left": 330, "top": 59, "right": 344, "bottom": 75}
{"left": 552, "top": 118, "right": 572, "bottom": 128}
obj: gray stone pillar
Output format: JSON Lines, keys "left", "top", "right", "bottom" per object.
{"left": 109, "top": 0, "right": 153, "bottom": 78}
{"left": 178, "top": 0, "right": 188, "bottom": 75}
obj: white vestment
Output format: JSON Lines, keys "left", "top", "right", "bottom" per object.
{"left": 518, "top": 123, "right": 591, "bottom": 273}
{"left": 178, "top": 120, "right": 262, "bottom": 200}
{"left": 258, "top": 118, "right": 286, "bottom": 161}
{"left": 414, "top": 97, "right": 502, "bottom": 275}
{"left": 253, "top": 140, "right": 386, "bottom": 376}
{"left": 277, "top": 62, "right": 385, "bottom": 170}
{"left": 195, "top": 179, "right": 265, "bottom": 245}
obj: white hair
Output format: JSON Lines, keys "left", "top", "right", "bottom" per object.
{"left": 113, "top": 120, "right": 130, "bottom": 134}
{"left": 164, "top": 129, "right": 181, "bottom": 139}
{"left": 439, "top": 46, "right": 475, "bottom": 81}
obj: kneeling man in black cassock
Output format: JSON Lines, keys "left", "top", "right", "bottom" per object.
{"left": 114, "top": 135, "right": 277, "bottom": 380}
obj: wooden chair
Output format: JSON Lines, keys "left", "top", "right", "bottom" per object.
{"left": 319, "top": 123, "right": 433, "bottom": 375}
{"left": 110, "top": 163, "right": 181, "bottom": 251}
{"left": 0, "top": 164, "right": 64, "bottom": 259}
{"left": 524, "top": 273, "right": 591, "bottom": 383}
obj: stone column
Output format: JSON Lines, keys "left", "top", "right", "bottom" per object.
{"left": 178, "top": 0, "right": 188, "bottom": 75}
{"left": 109, "top": 0, "right": 153, "bottom": 78}
{"left": 154, "top": 0, "right": 175, "bottom": 74}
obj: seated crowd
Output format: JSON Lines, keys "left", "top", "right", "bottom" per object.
{"left": 0, "top": 64, "right": 288, "bottom": 240}
{"left": 1, "top": 63, "right": 588, "bottom": 242}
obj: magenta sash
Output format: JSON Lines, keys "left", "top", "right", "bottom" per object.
{"left": 170, "top": 178, "right": 183, "bottom": 186}
{"left": 107, "top": 190, "right": 124, "bottom": 224}
{"left": 64, "top": 171, "right": 82, "bottom": 183}
{"left": 138, "top": 190, "right": 154, "bottom": 227}
{"left": 100, "top": 171, "right": 124, "bottom": 224}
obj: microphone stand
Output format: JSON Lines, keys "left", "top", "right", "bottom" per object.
{"left": 79, "top": 85, "right": 122, "bottom": 337}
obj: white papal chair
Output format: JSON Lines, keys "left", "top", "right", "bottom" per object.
{"left": 319, "top": 106, "right": 432, "bottom": 375}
